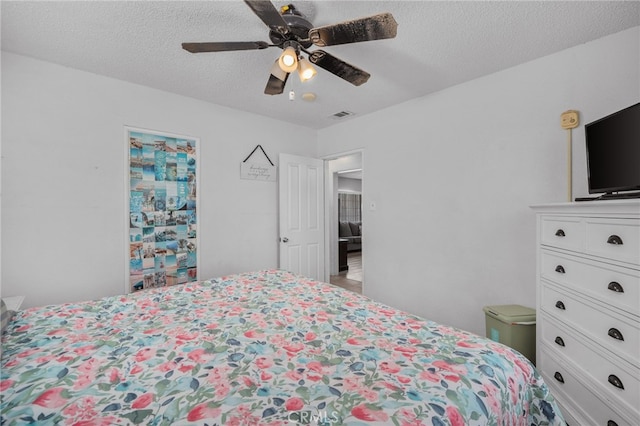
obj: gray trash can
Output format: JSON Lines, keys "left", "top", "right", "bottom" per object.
{"left": 483, "top": 304, "right": 536, "bottom": 365}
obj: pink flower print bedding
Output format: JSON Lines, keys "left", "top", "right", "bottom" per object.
{"left": 1, "top": 270, "right": 564, "bottom": 425}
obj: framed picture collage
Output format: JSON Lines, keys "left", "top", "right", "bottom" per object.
{"left": 127, "top": 127, "right": 199, "bottom": 292}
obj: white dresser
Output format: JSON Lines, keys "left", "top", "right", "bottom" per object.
{"left": 532, "top": 200, "right": 640, "bottom": 426}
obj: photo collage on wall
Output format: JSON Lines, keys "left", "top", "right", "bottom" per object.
{"left": 128, "top": 129, "right": 198, "bottom": 292}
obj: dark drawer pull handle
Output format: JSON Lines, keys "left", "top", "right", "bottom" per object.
{"left": 555, "top": 265, "right": 565, "bottom": 274}
{"left": 607, "top": 235, "right": 623, "bottom": 245}
{"left": 608, "top": 374, "right": 624, "bottom": 390}
{"left": 555, "top": 229, "right": 565, "bottom": 237}
{"left": 554, "top": 372, "right": 564, "bottom": 383}
{"left": 554, "top": 336, "right": 565, "bottom": 347}
{"left": 608, "top": 328, "right": 624, "bottom": 341}
{"left": 607, "top": 421, "right": 618, "bottom": 426}
{"left": 607, "top": 281, "right": 624, "bottom": 293}
{"left": 555, "top": 301, "right": 566, "bottom": 310}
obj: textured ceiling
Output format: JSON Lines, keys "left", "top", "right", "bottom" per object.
{"left": 2, "top": 1, "right": 639, "bottom": 129}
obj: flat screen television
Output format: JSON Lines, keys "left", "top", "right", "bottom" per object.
{"left": 584, "top": 102, "right": 640, "bottom": 199}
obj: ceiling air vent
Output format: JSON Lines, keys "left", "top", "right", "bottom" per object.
{"left": 330, "top": 110, "right": 355, "bottom": 119}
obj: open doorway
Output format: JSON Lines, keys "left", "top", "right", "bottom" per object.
{"left": 325, "top": 152, "right": 363, "bottom": 294}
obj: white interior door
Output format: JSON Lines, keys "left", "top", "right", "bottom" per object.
{"left": 278, "top": 153, "right": 325, "bottom": 281}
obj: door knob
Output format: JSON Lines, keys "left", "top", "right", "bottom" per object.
{"left": 282, "top": 237, "right": 289, "bottom": 243}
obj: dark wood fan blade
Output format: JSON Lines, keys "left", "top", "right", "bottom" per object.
{"left": 308, "top": 50, "right": 370, "bottom": 86}
{"left": 244, "top": 0, "right": 289, "bottom": 33}
{"left": 264, "top": 60, "right": 289, "bottom": 95}
{"left": 265, "top": 73, "right": 289, "bottom": 95}
{"left": 309, "top": 12, "right": 397, "bottom": 47}
{"left": 182, "top": 41, "right": 270, "bottom": 53}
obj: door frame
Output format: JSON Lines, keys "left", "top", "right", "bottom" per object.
{"left": 322, "top": 149, "right": 364, "bottom": 283}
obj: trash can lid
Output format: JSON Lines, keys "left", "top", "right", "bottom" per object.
{"left": 483, "top": 304, "right": 536, "bottom": 323}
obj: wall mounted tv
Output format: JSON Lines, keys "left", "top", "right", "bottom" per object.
{"left": 583, "top": 102, "right": 640, "bottom": 200}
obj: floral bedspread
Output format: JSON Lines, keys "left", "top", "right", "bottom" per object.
{"left": 1, "top": 270, "right": 564, "bottom": 425}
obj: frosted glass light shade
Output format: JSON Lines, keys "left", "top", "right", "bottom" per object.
{"left": 278, "top": 47, "right": 298, "bottom": 73}
{"left": 297, "top": 57, "right": 317, "bottom": 82}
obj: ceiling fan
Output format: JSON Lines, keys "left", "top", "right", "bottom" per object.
{"left": 182, "top": 0, "right": 398, "bottom": 95}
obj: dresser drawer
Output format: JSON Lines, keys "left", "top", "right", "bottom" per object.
{"left": 540, "top": 315, "right": 640, "bottom": 412}
{"left": 541, "top": 216, "right": 583, "bottom": 251}
{"left": 540, "top": 349, "right": 638, "bottom": 426}
{"left": 541, "top": 250, "right": 640, "bottom": 316}
{"left": 554, "top": 400, "right": 579, "bottom": 426}
{"left": 541, "top": 283, "right": 640, "bottom": 365}
{"left": 585, "top": 218, "right": 640, "bottom": 266}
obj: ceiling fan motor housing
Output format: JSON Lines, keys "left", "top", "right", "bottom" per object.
{"left": 269, "top": 5, "right": 313, "bottom": 48}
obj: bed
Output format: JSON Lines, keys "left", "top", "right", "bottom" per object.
{"left": 1, "top": 270, "right": 564, "bottom": 425}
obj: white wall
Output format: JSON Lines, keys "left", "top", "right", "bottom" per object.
{"left": 317, "top": 27, "right": 639, "bottom": 336}
{"left": 1, "top": 52, "right": 316, "bottom": 308}
{"left": 2, "top": 27, "right": 638, "bottom": 332}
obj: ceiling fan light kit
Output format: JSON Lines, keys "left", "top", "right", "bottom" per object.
{"left": 297, "top": 57, "right": 317, "bottom": 82}
{"left": 268, "top": 59, "right": 288, "bottom": 81}
{"left": 182, "top": 1, "right": 398, "bottom": 96}
{"left": 265, "top": 59, "right": 290, "bottom": 95}
{"left": 278, "top": 43, "right": 298, "bottom": 72}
